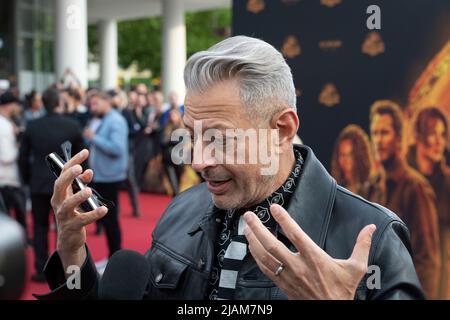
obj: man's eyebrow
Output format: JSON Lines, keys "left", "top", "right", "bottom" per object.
{"left": 182, "top": 116, "right": 192, "bottom": 129}
{"left": 183, "top": 118, "right": 230, "bottom": 132}
{"left": 204, "top": 125, "right": 228, "bottom": 132}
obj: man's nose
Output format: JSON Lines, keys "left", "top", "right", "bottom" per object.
{"left": 191, "top": 143, "right": 217, "bottom": 172}
{"left": 192, "top": 156, "right": 217, "bottom": 172}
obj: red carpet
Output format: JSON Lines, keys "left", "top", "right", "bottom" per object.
{"left": 20, "top": 191, "right": 172, "bottom": 300}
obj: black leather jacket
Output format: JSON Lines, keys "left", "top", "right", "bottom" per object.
{"left": 37, "top": 145, "right": 424, "bottom": 300}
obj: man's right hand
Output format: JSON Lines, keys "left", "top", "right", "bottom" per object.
{"left": 50, "top": 149, "right": 108, "bottom": 276}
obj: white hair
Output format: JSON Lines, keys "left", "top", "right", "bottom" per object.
{"left": 184, "top": 36, "right": 297, "bottom": 120}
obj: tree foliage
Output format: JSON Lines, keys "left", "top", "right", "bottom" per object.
{"left": 88, "top": 8, "right": 231, "bottom": 78}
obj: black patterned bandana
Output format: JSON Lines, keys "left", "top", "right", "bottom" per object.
{"left": 207, "top": 149, "right": 304, "bottom": 300}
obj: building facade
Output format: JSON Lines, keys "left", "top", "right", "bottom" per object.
{"left": 0, "top": 0, "right": 230, "bottom": 97}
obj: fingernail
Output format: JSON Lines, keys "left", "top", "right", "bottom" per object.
{"left": 71, "top": 165, "right": 81, "bottom": 174}
{"left": 84, "top": 187, "right": 91, "bottom": 196}
{"left": 270, "top": 204, "right": 280, "bottom": 216}
{"left": 243, "top": 211, "right": 253, "bottom": 223}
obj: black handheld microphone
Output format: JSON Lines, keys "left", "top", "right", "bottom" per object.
{"left": 0, "top": 213, "right": 27, "bottom": 300}
{"left": 98, "top": 250, "right": 150, "bottom": 300}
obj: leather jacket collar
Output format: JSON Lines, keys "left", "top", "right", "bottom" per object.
{"left": 188, "top": 144, "right": 337, "bottom": 249}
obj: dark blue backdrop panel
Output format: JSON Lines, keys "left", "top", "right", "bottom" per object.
{"left": 232, "top": 0, "right": 450, "bottom": 169}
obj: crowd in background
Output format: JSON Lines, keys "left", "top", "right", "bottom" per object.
{"left": 0, "top": 72, "right": 189, "bottom": 282}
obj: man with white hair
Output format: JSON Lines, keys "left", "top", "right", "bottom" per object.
{"left": 39, "top": 36, "right": 423, "bottom": 300}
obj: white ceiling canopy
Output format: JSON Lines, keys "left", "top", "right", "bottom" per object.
{"left": 87, "top": 0, "right": 231, "bottom": 24}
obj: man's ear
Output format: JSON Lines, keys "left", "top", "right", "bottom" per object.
{"left": 270, "top": 108, "right": 299, "bottom": 152}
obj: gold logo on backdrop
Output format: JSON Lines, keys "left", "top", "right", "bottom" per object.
{"left": 296, "top": 88, "right": 302, "bottom": 97}
{"left": 320, "top": 0, "right": 342, "bottom": 8}
{"left": 319, "top": 83, "right": 340, "bottom": 107}
{"left": 247, "top": 0, "right": 265, "bottom": 14}
{"left": 282, "top": 35, "right": 301, "bottom": 58}
{"left": 362, "top": 31, "right": 385, "bottom": 57}
{"left": 319, "top": 40, "right": 343, "bottom": 51}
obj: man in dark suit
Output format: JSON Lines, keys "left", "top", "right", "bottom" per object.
{"left": 19, "top": 87, "right": 84, "bottom": 282}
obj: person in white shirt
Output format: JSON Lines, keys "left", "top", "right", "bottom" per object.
{"left": 0, "top": 91, "right": 27, "bottom": 233}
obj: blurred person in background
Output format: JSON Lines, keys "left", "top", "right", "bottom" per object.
{"left": 108, "top": 89, "right": 120, "bottom": 110}
{"left": 168, "top": 91, "right": 183, "bottom": 110}
{"left": 19, "top": 87, "right": 84, "bottom": 282}
{"left": 135, "top": 83, "right": 148, "bottom": 97}
{"left": 127, "top": 87, "right": 154, "bottom": 187}
{"left": 0, "top": 91, "right": 28, "bottom": 235}
{"left": 128, "top": 90, "right": 138, "bottom": 109}
{"left": 136, "top": 83, "right": 147, "bottom": 91}
{"left": 23, "top": 90, "right": 45, "bottom": 123}
{"left": 146, "top": 90, "right": 165, "bottom": 156}
{"left": 118, "top": 89, "right": 129, "bottom": 112}
{"left": 161, "top": 91, "right": 184, "bottom": 127}
{"left": 121, "top": 90, "right": 144, "bottom": 217}
{"left": 84, "top": 88, "right": 104, "bottom": 135}
{"left": 108, "top": 88, "right": 128, "bottom": 112}
{"left": 160, "top": 107, "right": 185, "bottom": 195}
{"left": 407, "top": 106, "right": 450, "bottom": 299}
{"left": 108, "top": 88, "right": 141, "bottom": 217}
{"left": 146, "top": 91, "right": 154, "bottom": 109}
{"left": 83, "top": 91, "right": 128, "bottom": 257}
{"left": 84, "top": 88, "right": 105, "bottom": 235}
{"left": 59, "top": 68, "right": 81, "bottom": 89}
{"left": 63, "top": 87, "right": 90, "bottom": 128}
{"left": 148, "top": 90, "right": 165, "bottom": 129}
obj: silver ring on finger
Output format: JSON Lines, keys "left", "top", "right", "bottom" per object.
{"left": 274, "top": 263, "right": 284, "bottom": 276}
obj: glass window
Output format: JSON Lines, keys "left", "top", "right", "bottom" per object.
{"left": 34, "top": 38, "right": 43, "bottom": 72}
{"left": 16, "top": 0, "right": 55, "bottom": 92}
{"left": 18, "top": 37, "right": 34, "bottom": 71}
{"left": 39, "top": 0, "right": 53, "bottom": 11}
{"left": 41, "top": 39, "right": 54, "bottom": 72}
{"left": 43, "top": 13, "right": 53, "bottom": 36}
{"left": 20, "top": 8, "right": 34, "bottom": 33}
{"left": 19, "top": 0, "right": 34, "bottom": 8}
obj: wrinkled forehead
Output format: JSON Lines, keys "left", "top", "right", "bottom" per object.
{"left": 183, "top": 83, "right": 249, "bottom": 130}
{"left": 183, "top": 105, "right": 245, "bottom": 133}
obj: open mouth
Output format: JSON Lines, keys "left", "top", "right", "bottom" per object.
{"left": 206, "top": 179, "right": 232, "bottom": 194}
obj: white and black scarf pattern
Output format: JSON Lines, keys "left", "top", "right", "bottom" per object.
{"left": 207, "top": 149, "right": 304, "bottom": 300}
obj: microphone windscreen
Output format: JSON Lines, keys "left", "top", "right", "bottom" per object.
{"left": 98, "top": 250, "right": 150, "bottom": 300}
{"left": 0, "top": 214, "right": 27, "bottom": 300}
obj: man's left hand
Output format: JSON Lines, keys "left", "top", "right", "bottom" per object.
{"left": 244, "top": 204, "right": 376, "bottom": 300}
